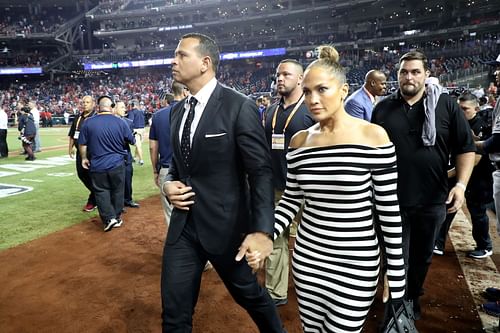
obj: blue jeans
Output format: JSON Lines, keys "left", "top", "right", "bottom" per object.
{"left": 435, "top": 200, "right": 492, "bottom": 251}
{"left": 468, "top": 200, "right": 492, "bottom": 251}
{"left": 401, "top": 204, "right": 446, "bottom": 300}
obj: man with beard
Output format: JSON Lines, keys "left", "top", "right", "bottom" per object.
{"left": 68, "top": 95, "right": 97, "bottom": 212}
{"left": 263, "top": 59, "right": 314, "bottom": 306}
{"left": 371, "top": 51, "right": 475, "bottom": 320}
{"left": 345, "top": 69, "right": 387, "bottom": 121}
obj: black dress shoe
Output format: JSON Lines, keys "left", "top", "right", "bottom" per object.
{"left": 125, "top": 201, "right": 140, "bottom": 208}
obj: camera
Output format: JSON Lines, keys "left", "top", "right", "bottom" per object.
{"left": 18, "top": 135, "right": 32, "bottom": 144}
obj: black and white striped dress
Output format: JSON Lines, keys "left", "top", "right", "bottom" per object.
{"left": 274, "top": 143, "right": 405, "bottom": 333}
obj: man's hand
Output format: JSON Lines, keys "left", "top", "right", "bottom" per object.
{"left": 471, "top": 129, "right": 480, "bottom": 141}
{"left": 81, "top": 158, "right": 90, "bottom": 170}
{"left": 153, "top": 172, "right": 160, "bottom": 187}
{"left": 235, "top": 232, "right": 273, "bottom": 273}
{"left": 382, "top": 273, "right": 389, "bottom": 303}
{"left": 163, "top": 180, "right": 195, "bottom": 210}
{"left": 69, "top": 148, "right": 74, "bottom": 159}
{"left": 446, "top": 185, "right": 465, "bottom": 213}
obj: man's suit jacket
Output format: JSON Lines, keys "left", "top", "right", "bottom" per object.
{"left": 344, "top": 87, "right": 374, "bottom": 121}
{"left": 166, "top": 83, "right": 275, "bottom": 255}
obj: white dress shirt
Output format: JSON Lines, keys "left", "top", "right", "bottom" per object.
{"left": 0, "top": 109, "right": 7, "bottom": 130}
{"left": 178, "top": 77, "right": 218, "bottom": 145}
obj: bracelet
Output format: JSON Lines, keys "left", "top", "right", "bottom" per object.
{"left": 455, "top": 182, "right": 466, "bottom": 191}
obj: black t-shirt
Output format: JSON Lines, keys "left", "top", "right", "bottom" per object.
{"left": 68, "top": 112, "right": 93, "bottom": 146}
{"left": 466, "top": 115, "right": 494, "bottom": 203}
{"left": 372, "top": 91, "right": 476, "bottom": 207}
{"left": 264, "top": 98, "right": 315, "bottom": 191}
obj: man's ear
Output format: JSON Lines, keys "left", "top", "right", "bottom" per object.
{"left": 297, "top": 74, "right": 303, "bottom": 85}
{"left": 201, "top": 56, "right": 211, "bottom": 73}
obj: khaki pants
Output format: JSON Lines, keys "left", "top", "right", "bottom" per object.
{"left": 265, "top": 189, "right": 296, "bottom": 300}
{"left": 133, "top": 128, "right": 144, "bottom": 161}
{"left": 265, "top": 222, "right": 290, "bottom": 300}
{"left": 159, "top": 167, "right": 173, "bottom": 227}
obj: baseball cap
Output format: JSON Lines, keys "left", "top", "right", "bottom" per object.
{"left": 483, "top": 54, "right": 500, "bottom": 66}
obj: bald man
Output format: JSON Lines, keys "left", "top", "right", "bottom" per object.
{"left": 345, "top": 69, "right": 387, "bottom": 121}
{"left": 68, "top": 95, "right": 97, "bottom": 212}
{"left": 114, "top": 101, "right": 140, "bottom": 208}
{"left": 79, "top": 96, "right": 135, "bottom": 231}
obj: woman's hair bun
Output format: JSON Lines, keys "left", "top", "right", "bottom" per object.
{"left": 317, "top": 45, "right": 340, "bottom": 63}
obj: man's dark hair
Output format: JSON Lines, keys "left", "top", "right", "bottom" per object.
{"left": 182, "top": 33, "right": 220, "bottom": 73}
{"left": 399, "top": 51, "right": 429, "bottom": 71}
{"left": 165, "top": 93, "right": 175, "bottom": 104}
{"left": 458, "top": 92, "right": 479, "bottom": 104}
{"left": 171, "top": 81, "right": 186, "bottom": 96}
{"left": 279, "top": 59, "right": 303, "bottom": 70}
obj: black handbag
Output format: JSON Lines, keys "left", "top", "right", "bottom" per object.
{"left": 382, "top": 299, "right": 419, "bottom": 333}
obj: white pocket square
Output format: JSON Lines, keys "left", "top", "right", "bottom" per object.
{"left": 205, "top": 133, "right": 227, "bottom": 138}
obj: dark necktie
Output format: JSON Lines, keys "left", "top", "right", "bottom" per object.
{"left": 180, "top": 97, "right": 198, "bottom": 168}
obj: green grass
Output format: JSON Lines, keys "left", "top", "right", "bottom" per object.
{"left": 0, "top": 126, "right": 158, "bottom": 250}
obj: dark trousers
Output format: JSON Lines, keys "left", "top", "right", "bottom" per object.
{"left": 434, "top": 211, "right": 456, "bottom": 251}
{"left": 435, "top": 200, "right": 492, "bottom": 251}
{"left": 124, "top": 161, "right": 133, "bottom": 203}
{"left": 90, "top": 164, "right": 125, "bottom": 223}
{"left": 401, "top": 204, "right": 446, "bottom": 300}
{"left": 76, "top": 154, "right": 96, "bottom": 205}
{"left": 22, "top": 135, "right": 34, "bottom": 160}
{"left": 469, "top": 201, "right": 493, "bottom": 250}
{"left": 161, "top": 220, "right": 284, "bottom": 333}
{"left": 0, "top": 129, "right": 8, "bottom": 157}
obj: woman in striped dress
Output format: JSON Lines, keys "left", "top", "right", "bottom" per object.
{"left": 248, "top": 46, "right": 406, "bottom": 332}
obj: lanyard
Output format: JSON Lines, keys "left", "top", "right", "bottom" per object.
{"left": 271, "top": 95, "right": 304, "bottom": 135}
{"left": 75, "top": 111, "right": 94, "bottom": 130}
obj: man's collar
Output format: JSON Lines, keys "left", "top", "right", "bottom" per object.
{"left": 363, "top": 87, "right": 376, "bottom": 103}
{"left": 187, "top": 77, "right": 217, "bottom": 108}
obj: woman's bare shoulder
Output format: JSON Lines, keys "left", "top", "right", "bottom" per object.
{"left": 289, "top": 130, "right": 310, "bottom": 148}
{"left": 361, "top": 122, "right": 390, "bottom": 146}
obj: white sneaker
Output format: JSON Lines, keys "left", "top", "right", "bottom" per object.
{"left": 104, "top": 219, "right": 118, "bottom": 232}
{"left": 468, "top": 249, "right": 493, "bottom": 259}
{"left": 433, "top": 246, "right": 444, "bottom": 256}
{"left": 114, "top": 219, "right": 123, "bottom": 228}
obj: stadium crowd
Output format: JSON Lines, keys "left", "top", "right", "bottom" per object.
{"left": 1, "top": 47, "right": 499, "bottom": 124}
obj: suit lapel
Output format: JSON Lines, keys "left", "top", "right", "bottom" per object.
{"left": 190, "top": 84, "right": 224, "bottom": 166}
{"left": 171, "top": 97, "right": 188, "bottom": 161}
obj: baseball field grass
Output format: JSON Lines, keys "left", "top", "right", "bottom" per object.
{"left": 0, "top": 126, "right": 158, "bottom": 251}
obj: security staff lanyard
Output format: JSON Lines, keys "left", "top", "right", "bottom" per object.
{"left": 73, "top": 112, "right": 94, "bottom": 140}
{"left": 271, "top": 95, "right": 304, "bottom": 150}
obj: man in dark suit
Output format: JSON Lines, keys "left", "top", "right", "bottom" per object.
{"left": 161, "top": 33, "right": 285, "bottom": 332}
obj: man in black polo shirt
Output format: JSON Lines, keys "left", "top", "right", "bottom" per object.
{"left": 264, "top": 59, "right": 315, "bottom": 306}
{"left": 372, "top": 51, "right": 475, "bottom": 319}
{"left": 79, "top": 95, "right": 136, "bottom": 232}
{"left": 434, "top": 92, "right": 494, "bottom": 259}
{"left": 68, "top": 95, "right": 97, "bottom": 212}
